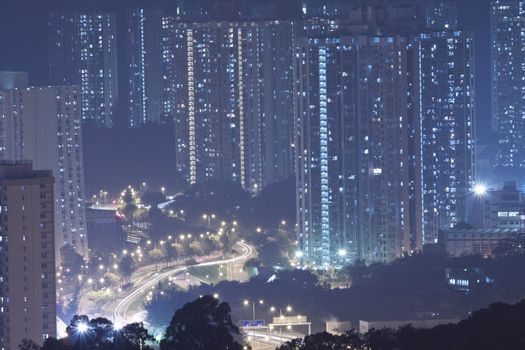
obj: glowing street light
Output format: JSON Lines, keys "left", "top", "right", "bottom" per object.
{"left": 75, "top": 321, "right": 90, "bottom": 334}
{"left": 244, "top": 299, "right": 264, "bottom": 320}
{"left": 473, "top": 183, "right": 487, "bottom": 196}
{"left": 203, "top": 214, "right": 216, "bottom": 229}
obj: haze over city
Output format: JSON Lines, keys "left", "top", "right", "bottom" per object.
{"left": 0, "top": 0, "right": 524, "bottom": 349}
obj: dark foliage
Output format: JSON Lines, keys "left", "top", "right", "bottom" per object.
{"left": 147, "top": 251, "right": 525, "bottom": 332}
{"left": 41, "top": 317, "right": 154, "bottom": 350}
{"left": 60, "top": 244, "right": 84, "bottom": 278}
{"left": 141, "top": 191, "right": 167, "bottom": 206}
{"left": 160, "top": 295, "right": 245, "bottom": 350}
{"left": 278, "top": 299, "right": 525, "bottom": 350}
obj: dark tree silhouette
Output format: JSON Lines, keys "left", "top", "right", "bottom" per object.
{"left": 64, "top": 315, "right": 115, "bottom": 350}
{"left": 60, "top": 244, "right": 84, "bottom": 277}
{"left": 18, "top": 339, "right": 40, "bottom": 350}
{"left": 114, "top": 322, "right": 155, "bottom": 350}
{"left": 42, "top": 337, "right": 69, "bottom": 350}
{"left": 277, "top": 331, "right": 366, "bottom": 350}
{"left": 160, "top": 295, "right": 245, "bottom": 350}
{"left": 494, "top": 233, "right": 525, "bottom": 257}
{"left": 119, "top": 255, "right": 136, "bottom": 281}
{"left": 141, "top": 191, "right": 167, "bottom": 206}
{"left": 278, "top": 299, "right": 525, "bottom": 350}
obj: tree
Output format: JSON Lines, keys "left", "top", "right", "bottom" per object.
{"left": 277, "top": 331, "right": 367, "bottom": 350}
{"left": 86, "top": 290, "right": 113, "bottom": 312}
{"left": 132, "top": 208, "right": 148, "bottom": 222}
{"left": 114, "top": 322, "right": 155, "bottom": 350}
{"left": 141, "top": 192, "right": 167, "bottom": 207}
{"left": 342, "top": 259, "right": 371, "bottom": 287}
{"left": 160, "top": 295, "right": 245, "bottom": 350}
{"left": 65, "top": 315, "right": 115, "bottom": 350}
{"left": 119, "top": 255, "right": 135, "bottom": 281}
{"left": 19, "top": 339, "right": 40, "bottom": 350}
{"left": 103, "top": 272, "right": 121, "bottom": 286}
{"left": 494, "top": 233, "right": 525, "bottom": 257}
{"left": 258, "top": 240, "right": 287, "bottom": 267}
{"left": 169, "top": 242, "right": 186, "bottom": 259}
{"left": 121, "top": 189, "right": 138, "bottom": 220}
{"left": 148, "top": 247, "right": 166, "bottom": 270}
{"left": 60, "top": 244, "right": 84, "bottom": 278}
{"left": 189, "top": 241, "right": 205, "bottom": 256}
{"left": 243, "top": 257, "right": 261, "bottom": 270}
{"left": 42, "top": 338, "right": 68, "bottom": 350}
{"left": 208, "top": 234, "right": 223, "bottom": 251}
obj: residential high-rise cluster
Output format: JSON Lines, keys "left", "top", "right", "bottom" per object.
{"left": 49, "top": 12, "right": 118, "bottom": 128}
{"left": 37, "top": 0, "right": 524, "bottom": 268}
{"left": 0, "top": 72, "right": 88, "bottom": 261}
{"left": 491, "top": 1, "right": 525, "bottom": 169}
{"left": 124, "top": 8, "right": 164, "bottom": 127}
{"left": 0, "top": 161, "right": 57, "bottom": 350}
{"left": 161, "top": 19, "right": 296, "bottom": 190}
{"left": 295, "top": 1, "right": 475, "bottom": 266}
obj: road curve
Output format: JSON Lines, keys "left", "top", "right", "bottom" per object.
{"left": 114, "top": 241, "right": 254, "bottom": 325}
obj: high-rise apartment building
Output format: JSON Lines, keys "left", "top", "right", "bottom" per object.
{"left": 0, "top": 161, "right": 56, "bottom": 350}
{"left": 425, "top": 0, "right": 459, "bottom": 30}
{"left": 49, "top": 12, "right": 118, "bottom": 128}
{"left": 417, "top": 30, "right": 475, "bottom": 243}
{"left": 294, "top": 35, "right": 421, "bottom": 267}
{"left": 293, "top": 1, "right": 475, "bottom": 267}
{"left": 124, "top": 8, "right": 164, "bottom": 127}
{"left": 161, "top": 19, "right": 295, "bottom": 191}
{"left": 491, "top": 1, "right": 525, "bottom": 168}
{"left": 0, "top": 72, "right": 88, "bottom": 260}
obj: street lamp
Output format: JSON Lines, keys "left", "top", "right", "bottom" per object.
{"left": 473, "top": 183, "right": 487, "bottom": 196}
{"left": 75, "top": 321, "right": 90, "bottom": 334}
{"left": 203, "top": 214, "right": 216, "bottom": 229}
{"left": 244, "top": 299, "right": 264, "bottom": 320}
{"left": 269, "top": 305, "right": 293, "bottom": 317}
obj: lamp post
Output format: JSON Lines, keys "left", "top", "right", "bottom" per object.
{"left": 244, "top": 299, "right": 264, "bottom": 320}
{"left": 337, "top": 248, "right": 347, "bottom": 267}
{"left": 203, "top": 213, "right": 216, "bottom": 230}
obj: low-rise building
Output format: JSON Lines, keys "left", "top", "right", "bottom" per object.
{"left": 444, "top": 228, "right": 520, "bottom": 257}
{"left": 359, "top": 318, "right": 459, "bottom": 334}
{"left": 326, "top": 321, "right": 352, "bottom": 335}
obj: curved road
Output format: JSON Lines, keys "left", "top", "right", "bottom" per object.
{"left": 114, "top": 241, "right": 254, "bottom": 325}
